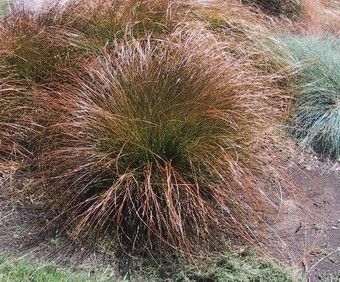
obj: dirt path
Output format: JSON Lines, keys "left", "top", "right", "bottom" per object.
{"left": 274, "top": 154, "right": 340, "bottom": 281}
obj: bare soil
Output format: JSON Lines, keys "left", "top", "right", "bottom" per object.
{"left": 0, "top": 152, "right": 339, "bottom": 281}
{"left": 274, "top": 152, "right": 340, "bottom": 281}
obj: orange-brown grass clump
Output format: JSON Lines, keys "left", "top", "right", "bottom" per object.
{"left": 29, "top": 26, "right": 288, "bottom": 259}
{"left": 0, "top": 9, "right": 90, "bottom": 158}
{"left": 0, "top": 0, "right": 293, "bottom": 260}
{"left": 0, "top": 8, "right": 92, "bottom": 84}
{"left": 0, "top": 0, "right": 182, "bottom": 158}
{"left": 52, "top": 0, "right": 187, "bottom": 45}
{"left": 0, "top": 0, "right": 187, "bottom": 85}
{"left": 300, "top": 0, "right": 340, "bottom": 34}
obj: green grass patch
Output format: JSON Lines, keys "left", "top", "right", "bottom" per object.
{"left": 0, "top": 256, "right": 114, "bottom": 282}
{"left": 0, "top": 253, "right": 301, "bottom": 282}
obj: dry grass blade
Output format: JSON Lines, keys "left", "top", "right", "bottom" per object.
{"left": 0, "top": 75, "right": 32, "bottom": 160}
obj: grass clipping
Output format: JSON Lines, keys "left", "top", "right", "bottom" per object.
{"left": 0, "top": 253, "right": 300, "bottom": 282}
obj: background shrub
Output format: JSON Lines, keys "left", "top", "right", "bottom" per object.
{"left": 300, "top": 0, "right": 340, "bottom": 34}
{"left": 0, "top": 0, "right": 184, "bottom": 158}
{"left": 285, "top": 35, "right": 340, "bottom": 159}
{"left": 13, "top": 0, "right": 187, "bottom": 47}
{"left": 0, "top": 0, "right": 285, "bottom": 86}
{"left": 241, "top": 0, "right": 302, "bottom": 19}
{"left": 0, "top": 11, "right": 90, "bottom": 159}
{"left": 0, "top": 0, "right": 191, "bottom": 91}
{"left": 0, "top": 9, "right": 93, "bottom": 84}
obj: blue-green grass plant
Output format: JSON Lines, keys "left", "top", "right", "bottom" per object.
{"left": 0, "top": 0, "right": 12, "bottom": 19}
{"left": 285, "top": 35, "right": 340, "bottom": 160}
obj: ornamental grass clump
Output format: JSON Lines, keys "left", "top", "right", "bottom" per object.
{"left": 0, "top": 0, "right": 185, "bottom": 85}
{"left": 0, "top": 0, "right": 293, "bottom": 259}
{"left": 55, "top": 0, "right": 185, "bottom": 45}
{"left": 30, "top": 26, "right": 288, "bottom": 258}
{"left": 0, "top": 0, "right": 181, "bottom": 158}
{"left": 0, "top": 8, "right": 92, "bottom": 84}
{"left": 285, "top": 36, "right": 340, "bottom": 160}
{"left": 0, "top": 9, "right": 90, "bottom": 158}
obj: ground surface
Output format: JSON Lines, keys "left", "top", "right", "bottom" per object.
{"left": 0, "top": 151, "right": 339, "bottom": 281}
{"left": 0, "top": 162, "right": 118, "bottom": 279}
{"left": 274, "top": 153, "right": 340, "bottom": 281}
